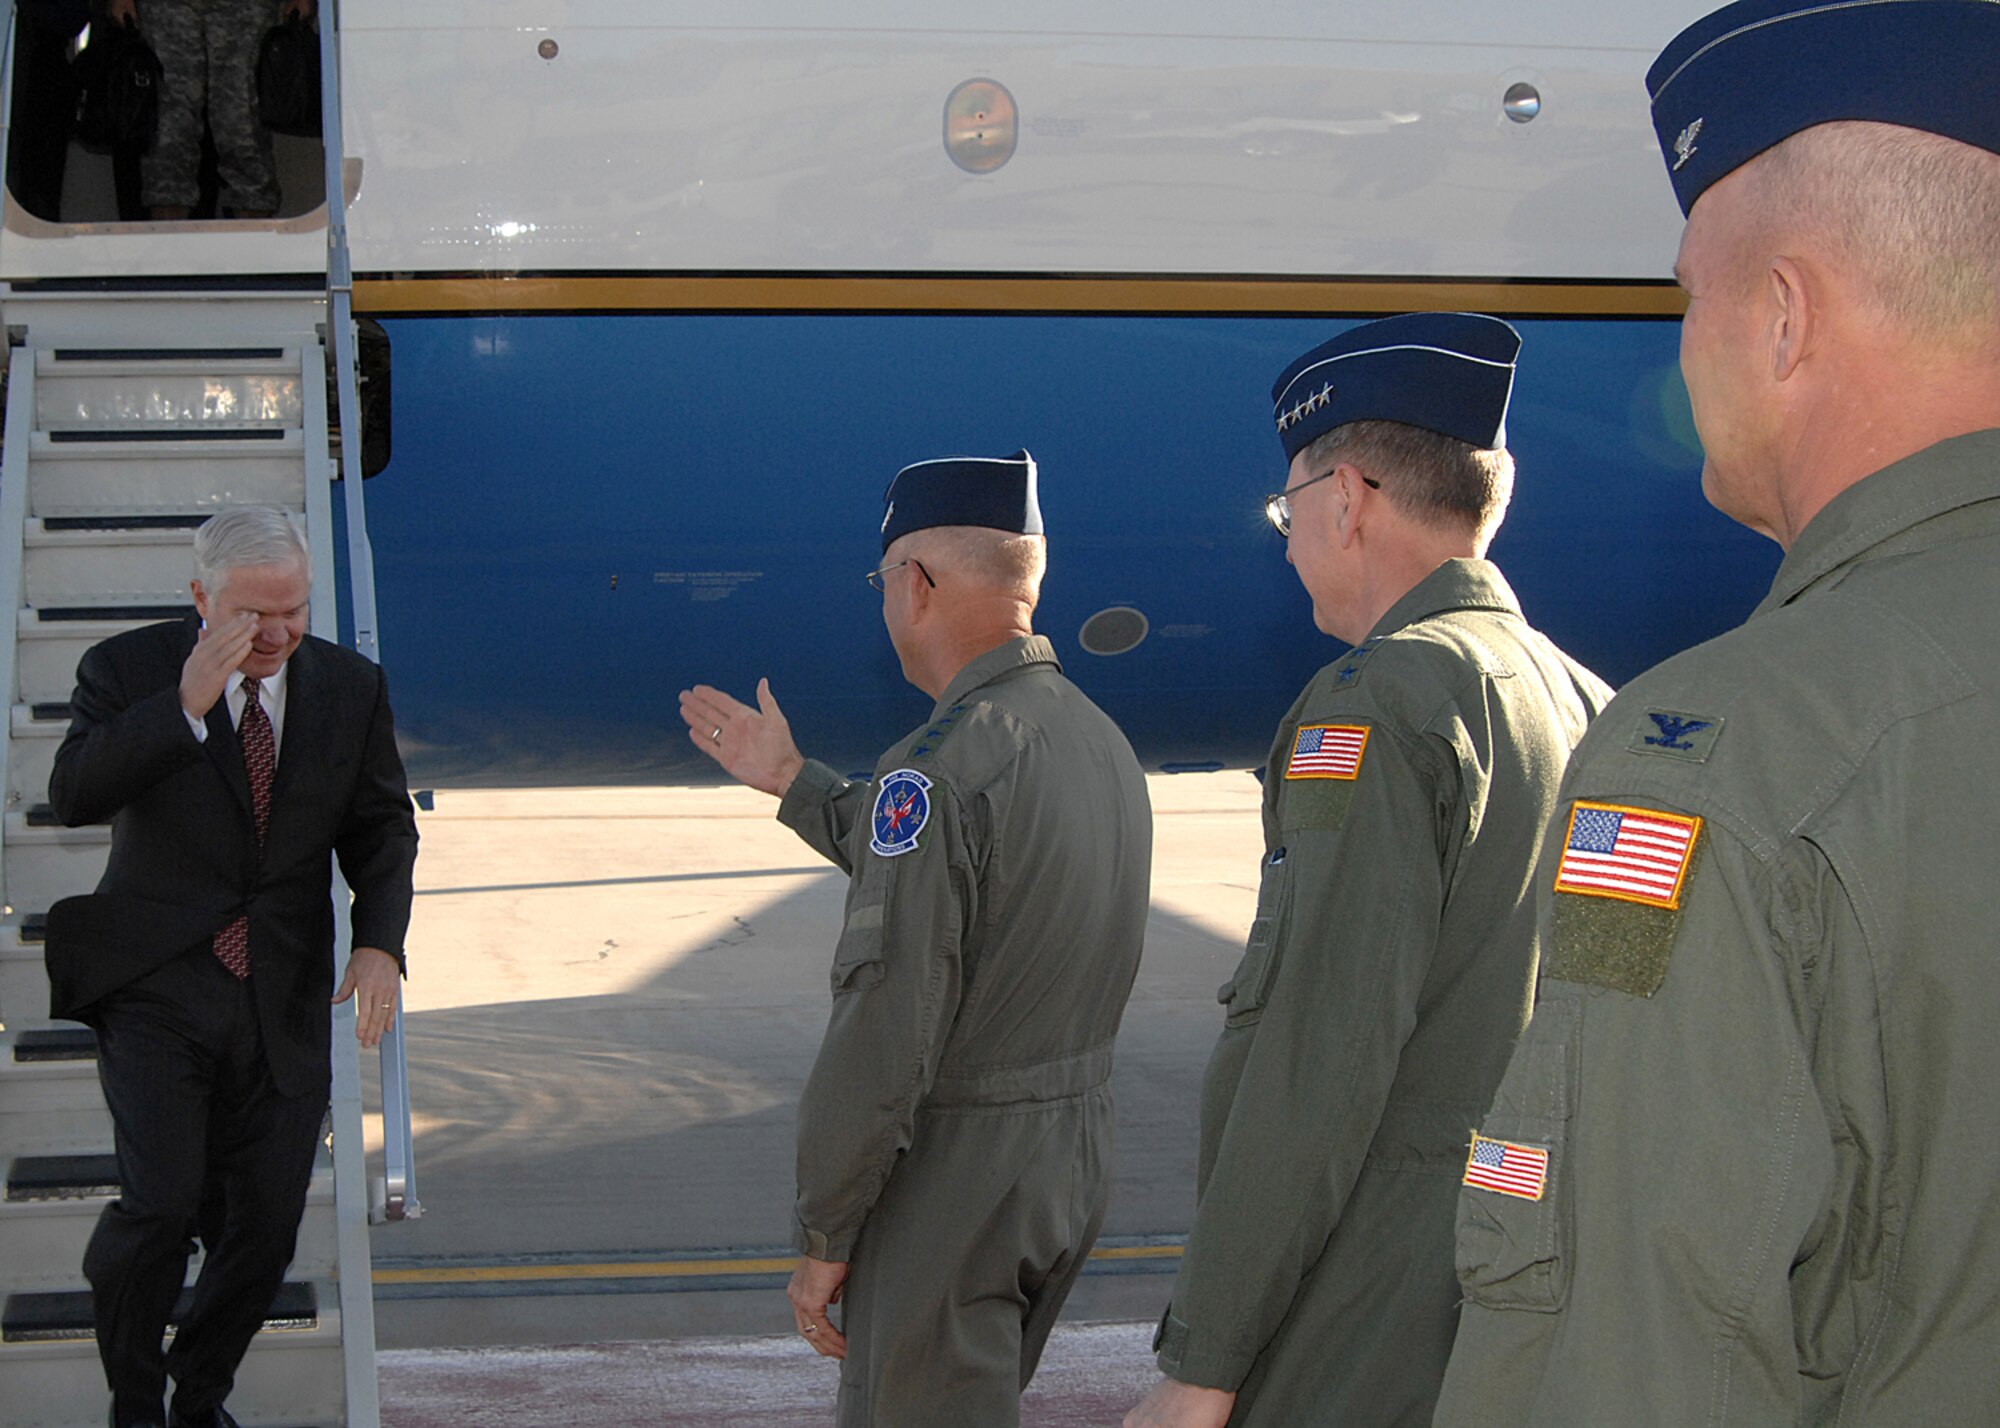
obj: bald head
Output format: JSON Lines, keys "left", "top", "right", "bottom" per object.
{"left": 1746, "top": 122, "right": 2000, "bottom": 354}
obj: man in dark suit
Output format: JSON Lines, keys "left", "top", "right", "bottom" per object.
{"left": 47, "top": 507, "right": 418, "bottom": 1428}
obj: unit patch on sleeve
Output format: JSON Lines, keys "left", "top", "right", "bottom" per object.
{"left": 1462, "top": 1134, "right": 1549, "bottom": 1201}
{"left": 869, "top": 769, "right": 932, "bottom": 857}
{"left": 1286, "top": 723, "right": 1368, "bottom": 780}
{"left": 1552, "top": 800, "right": 1701, "bottom": 909}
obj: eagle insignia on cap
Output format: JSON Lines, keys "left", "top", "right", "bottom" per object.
{"left": 1672, "top": 117, "right": 1704, "bottom": 172}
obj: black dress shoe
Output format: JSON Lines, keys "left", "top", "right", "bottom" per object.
{"left": 167, "top": 1409, "right": 238, "bottom": 1428}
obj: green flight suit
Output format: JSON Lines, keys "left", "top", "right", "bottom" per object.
{"left": 778, "top": 634, "right": 1153, "bottom": 1428}
{"left": 1155, "top": 559, "right": 1610, "bottom": 1427}
{"left": 1438, "top": 431, "right": 2000, "bottom": 1425}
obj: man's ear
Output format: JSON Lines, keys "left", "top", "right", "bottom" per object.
{"left": 906, "top": 559, "right": 934, "bottom": 616}
{"left": 1334, "top": 464, "right": 1369, "bottom": 549}
{"left": 1767, "top": 255, "right": 1813, "bottom": 384}
{"left": 190, "top": 579, "right": 210, "bottom": 622}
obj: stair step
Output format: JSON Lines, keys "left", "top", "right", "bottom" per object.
{"left": 0, "top": 825, "right": 106, "bottom": 944}
{"left": 26, "top": 431, "right": 307, "bottom": 525}
{"left": 0, "top": 1153, "right": 339, "bottom": 1288}
{"left": 46, "top": 347, "right": 288, "bottom": 364}
{"left": 0, "top": 1305, "right": 346, "bottom": 1424}
{"left": 3, "top": 1280, "right": 319, "bottom": 1343}
{"left": 22, "top": 521, "right": 200, "bottom": 610}
{"left": 16, "top": 610, "right": 178, "bottom": 699}
{"left": 32, "top": 350, "right": 304, "bottom": 437}
{"left": 38, "top": 514, "right": 209, "bottom": 532}
{"left": 10, "top": 705, "right": 67, "bottom": 808}
{"left": 11, "top": 1029, "right": 94, "bottom": 1063}
{"left": 31, "top": 604, "right": 194, "bottom": 622}
{"left": 46, "top": 428, "right": 291, "bottom": 445}
{"left": 0, "top": 941, "right": 55, "bottom": 1026}
{"left": 6, "top": 1153, "right": 118, "bottom": 1201}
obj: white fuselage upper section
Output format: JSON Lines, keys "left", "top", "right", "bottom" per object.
{"left": 2, "top": 0, "right": 1715, "bottom": 283}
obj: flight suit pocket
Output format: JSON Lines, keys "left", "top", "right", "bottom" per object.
{"left": 1454, "top": 995, "right": 1578, "bottom": 1312}
{"left": 1218, "top": 849, "right": 1292, "bottom": 1027}
{"left": 829, "top": 901, "right": 884, "bottom": 995}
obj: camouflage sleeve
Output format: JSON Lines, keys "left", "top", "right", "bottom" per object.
{"left": 791, "top": 768, "right": 975, "bottom": 1261}
{"left": 1158, "top": 717, "right": 1452, "bottom": 1389}
{"left": 1437, "top": 798, "right": 1840, "bottom": 1426}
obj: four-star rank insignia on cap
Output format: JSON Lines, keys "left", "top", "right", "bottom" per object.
{"left": 1462, "top": 1133, "right": 1549, "bottom": 1201}
{"left": 1286, "top": 723, "right": 1367, "bottom": 780}
{"left": 870, "top": 769, "right": 932, "bottom": 857}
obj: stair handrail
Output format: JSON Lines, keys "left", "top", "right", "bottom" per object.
{"left": 316, "top": 0, "right": 419, "bottom": 1227}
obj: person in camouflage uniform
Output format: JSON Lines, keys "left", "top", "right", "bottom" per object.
{"left": 109, "top": 0, "right": 313, "bottom": 218}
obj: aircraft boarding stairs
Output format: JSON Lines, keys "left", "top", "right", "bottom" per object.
{"left": 0, "top": 290, "right": 385, "bottom": 1427}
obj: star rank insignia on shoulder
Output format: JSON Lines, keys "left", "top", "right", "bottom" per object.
{"left": 870, "top": 769, "right": 932, "bottom": 857}
{"left": 1330, "top": 635, "right": 1383, "bottom": 687}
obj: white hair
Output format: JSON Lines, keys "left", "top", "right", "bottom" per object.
{"left": 904, "top": 526, "right": 1048, "bottom": 606}
{"left": 1755, "top": 122, "right": 2000, "bottom": 346}
{"left": 193, "top": 508, "right": 311, "bottom": 595}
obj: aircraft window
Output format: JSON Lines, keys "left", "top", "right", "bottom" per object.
{"left": 6, "top": 2, "right": 326, "bottom": 225}
{"left": 1079, "top": 606, "right": 1150, "bottom": 658}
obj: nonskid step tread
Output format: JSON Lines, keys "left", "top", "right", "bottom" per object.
{"left": 1, "top": 1281, "right": 319, "bottom": 1343}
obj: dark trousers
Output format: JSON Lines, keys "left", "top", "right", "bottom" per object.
{"left": 85, "top": 945, "right": 327, "bottom": 1425}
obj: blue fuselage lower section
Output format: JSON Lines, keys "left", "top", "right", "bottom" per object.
{"left": 361, "top": 311, "right": 1776, "bottom": 786}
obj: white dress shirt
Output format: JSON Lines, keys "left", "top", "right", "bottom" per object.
{"left": 185, "top": 663, "right": 288, "bottom": 763}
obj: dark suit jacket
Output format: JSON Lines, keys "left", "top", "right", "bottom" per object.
{"left": 46, "top": 618, "right": 419, "bottom": 1097}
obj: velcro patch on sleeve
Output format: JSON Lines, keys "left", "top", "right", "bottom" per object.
{"left": 1545, "top": 799, "right": 1705, "bottom": 998}
{"left": 1463, "top": 1133, "right": 1549, "bottom": 1201}
{"left": 1285, "top": 722, "right": 1368, "bottom": 780}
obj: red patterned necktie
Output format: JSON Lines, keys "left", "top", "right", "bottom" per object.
{"left": 212, "top": 676, "right": 275, "bottom": 979}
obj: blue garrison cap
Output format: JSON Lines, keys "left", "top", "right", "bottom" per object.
{"left": 880, "top": 450, "right": 1043, "bottom": 553}
{"left": 1271, "top": 312, "right": 1520, "bottom": 461}
{"left": 1649, "top": 0, "right": 2000, "bottom": 217}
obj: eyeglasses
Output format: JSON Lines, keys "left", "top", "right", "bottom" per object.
{"left": 1263, "top": 467, "right": 1380, "bottom": 536}
{"left": 865, "top": 557, "right": 936, "bottom": 592}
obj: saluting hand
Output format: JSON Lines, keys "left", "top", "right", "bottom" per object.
{"left": 180, "top": 614, "right": 256, "bottom": 722}
{"left": 1124, "top": 1378, "right": 1237, "bottom": 1428}
{"left": 678, "top": 678, "right": 805, "bottom": 798}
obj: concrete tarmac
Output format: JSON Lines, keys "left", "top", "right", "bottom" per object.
{"left": 367, "top": 772, "right": 1264, "bottom": 1352}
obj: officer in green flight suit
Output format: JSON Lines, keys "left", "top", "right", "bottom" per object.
{"left": 1124, "top": 313, "right": 1611, "bottom": 1428}
{"left": 1436, "top": 3, "right": 2000, "bottom": 1423}
{"left": 680, "top": 450, "right": 1153, "bottom": 1428}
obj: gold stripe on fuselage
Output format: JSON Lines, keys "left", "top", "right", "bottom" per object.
{"left": 351, "top": 274, "right": 1685, "bottom": 319}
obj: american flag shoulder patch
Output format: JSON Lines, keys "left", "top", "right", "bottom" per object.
{"left": 1286, "top": 722, "right": 1368, "bottom": 780}
{"left": 1553, "top": 800, "right": 1702, "bottom": 910}
{"left": 1463, "top": 1133, "right": 1550, "bottom": 1201}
